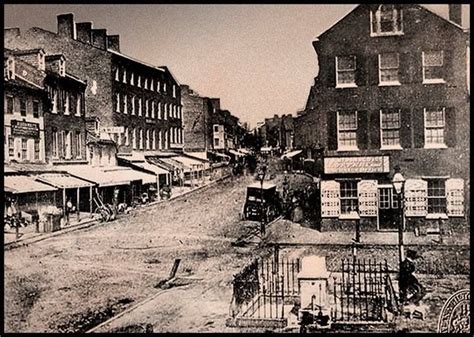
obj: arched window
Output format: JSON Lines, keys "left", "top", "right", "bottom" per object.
{"left": 371, "top": 5, "right": 402, "bottom": 36}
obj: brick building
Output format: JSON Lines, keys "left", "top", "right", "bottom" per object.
{"left": 4, "top": 13, "right": 183, "bottom": 156}
{"left": 295, "top": 4, "right": 470, "bottom": 232}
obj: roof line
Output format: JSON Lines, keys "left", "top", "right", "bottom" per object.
{"left": 108, "top": 49, "right": 165, "bottom": 73}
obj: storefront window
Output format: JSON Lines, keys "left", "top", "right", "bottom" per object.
{"left": 340, "top": 181, "right": 358, "bottom": 214}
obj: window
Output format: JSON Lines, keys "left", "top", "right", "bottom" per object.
{"left": 164, "top": 103, "right": 167, "bottom": 120}
{"left": 340, "top": 181, "right": 358, "bottom": 215}
{"left": 20, "top": 99, "right": 27, "bottom": 116}
{"left": 75, "top": 131, "right": 82, "bottom": 158}
{"left": 158, "top": 130, "right": 163, "bottom": 149}
{"left": 138, "top": 98, "right": 142, "bottom": 116}
{"left": 8, "top": 136, "right": 14, "bottom": 159}
{"left": 337, "top": 110, "right": 358, "bottom": 150}
{"left": 151, "top": 129, "right": 156, "bottom": 150}
{"left": 132, "top": 128, "right": 137, "bottom": 149}
{"left": 371, "top": 5, "right": 403, "bottom": 36}
{"left": 145, "top": 129, "right": 150, "bottom": 150}
{"left": 380, "top": 109, "right": 401, "bottom": 149}
{"left": 124, "top": 127, "right": 129, "bottom": 146}
{"left": 336, "top": 56, "right": 356, "bottom": 87}
{"left": 427, "top": 179, "right": 447, "bottom": 214}
{"left": 158, "top": 102, "right": 162, "bottom": 119}
{"left": 172, "top": 85, "right": 176, "bottom": 98}
{"left": 52, "top": 90, "right": 58, "bottom": 113}
{"left": 151, "top": 101, "right": 155, "bottom": 119}
{"left": 131, "top": 96, "right": 136, "bottom": 115}
{"left": 115, "top": 93, "right": 121, "bottom": 112}
{"left": 423, "top": 51, "right": 444, "bottom": 83}
{"left": 145, "top": 99, "right": 149, "bottom": 117}
{"left": 32, "top": 101, "right": 40, "bottom": 118}
{"left": 52, "top": 129, "right": 59, "bottom": 158}
{"left": 76, "top": 94, "right": 82, "bottom": 116}
{"left": 130, "top": 72, "right": 134, "bottom": 85}
{"left": 34, "top": 139, "right": 40, "bottom": 161}
{"left": 139, "top": 128, "right": 144, "bottom": 149}
{"left": 379, "top": 53, "right": 400, "bottom": 85}
{"left": 6, "top": 96, "right": 14, "bottom": 114}
{"left": 122, "top": 68, "right": 127, "bottom": 83}
{"left": 65, "top": 131, "right": 72, "bottom": 159}
{"left": 214, "top": 138, "right": 220, "bottom": 147}
{"left": 157, "top": 81, "right": 161, "bottom": 92}
{"left": 164, "top": 82, "right": 167, "bottom": 92}
{"left": 115, "top": 68, "right": 120, "bottom": 81}
{"left": 144, "top": 77, "right": 148, "bottom": 90}
{"left": 150, "top": 79, "right": 154, "bottom": 91}
{"left": 137, "top": 75, "right": 141, "bottom": 87}
{"left": 424, "top": 107, "right": 445, "bottom": 147}
{"left": 21, "top": 138, "right": 28, "bottom": 160}
{"left": 379, "top": 188, "right": 391, "bottom": 209}
{"left": 164, "top": 130, "right": 168, "bottom": 149}
{"left": 123, "top": 94, "right": 128, "bottom": 114}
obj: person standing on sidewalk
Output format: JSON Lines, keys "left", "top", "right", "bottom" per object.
{"left": 65, "top": 198, "right": 73, "bottom": 226}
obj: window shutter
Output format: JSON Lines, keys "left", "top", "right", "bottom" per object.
{"left": 368, "top": 54, "right": 379, "bottom": 86}
{"left": 446, "top": 178, "right": 464, "bottom": 217}
{"left": 369, "top": 109, "right": 380, "bottom": 149}
{"left": 413, "top": 107, "right": 424, "bottom": 148}
{"left": 444, "top": 107, "right": 456, "bottom": 148}
{"left": 357, "top": 110, "right": 368, "bottom": 150}
{"left": 400, "top": 108, "right": 412, "bottom": 149}
{"left": 321, "top": 180, "right": 340, "bottom": 218}
{"left": 355, "top": 54, "right": 367, "bottom": 87}
{"left": 410, "top": 50, "right": 423, "bottom": 84}
{"left": 404, "top": 179, "right": 428, "bottom": 217}
{"left": 327, "top": 56, "right": 336, "bottom": 88}
{"left": 443, "top": 50, "right": 454, "bottom": 84}
{"left": 399, "top": 52, "right": 412, "bottom": 84}
{"left": 358, "top": 180, "right": 378, "bottom": 217}
{"left": 58, "top": 131, "right": 65, "bottom": 159}
{"left": 327, "top": 110, "right": 337, "bottom": 151}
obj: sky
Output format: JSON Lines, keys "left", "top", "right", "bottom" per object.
{"left": 4, "top": 4, "right": 470, "bottom": 128}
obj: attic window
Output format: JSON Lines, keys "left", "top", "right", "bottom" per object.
{"left": 59, "top": 59, "right": 66, "bottom": 76}
{"left": 371, "top": 5, "right": 403, "bottom": 36}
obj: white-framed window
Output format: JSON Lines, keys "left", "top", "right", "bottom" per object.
{"left": 52, "top": 90, "right": 58, "bottom": 114}
{"left": 64, "top": 94, "right": 70, "bottom": 115}
{"left": 145, "top": 99, "right": 149, "bottom": 117}
{"left": 157, "top": 81, "right": 160, "bottom": 92}
{"left": 370, "top": 5, "right": 403, "bottom": 36}
{"left": 150, "top": 79, "right": 154, "bottom": 91}
{"left": 144, "top": 77, "right": 148, "bottom": 90}
{"left": 172, "top": 85, "right": 176, "bottom": 98}
{"left": 164, "top": 129, "right": 168, "bottom": 149}
{"left": 65, "top": 130, "right": 72, "bottom": 159}
{"left": 423, "top": 50, "right": 445, "bottom": 84}
{"left": 158, "top": 102, "right": 162, "bottom": 119}
{"left": 115, "top": 67, "right": 120, "bottom": 81}
{"left": 75, "top": 94, "right": 82, "bottom": 117}
{"left": 151, "top": 101, "right": 155, "bottom": 119}
{"left": 164, "top": 103, "right": 168, "bottom": 120}
{"left": 130, "top": 72, "right": 135, "bottom": 85}
{"left": 115, "top": 93, "right": 121, "bottom": 112}
{"left": 340, "top": 181, "right": 358, "bottom": 215}
{"left": 34, "top": 139, "right": 41, "bottom": 161}
{"left": 424, "top": 107, "right": 446, "bottom": 148}
{"left": 52, "top": 129, "right": 59, "bottom": 158}
{"left": 138, "top": 97, "right": 142, "bottom": 116}
{"left": 139, "top": 127, "right": 144, "bottom": 149}
{"left": 123, "top": 94, "right": 128, "bottom": 114}
{"left": 137, "top": 75, "right": 141, "bottom": 87}
{"left": 380, "top": 108, "right": 401, "bottom": 149}
{"left": 379, "top": 53, "right": 400, "bottom": 85}
{"left": 336, "top": 56, "right": 356, "bottom": 88}
{"left": 214, "top": 138, "right": 220, "bottom": 147}
{"left": 132, "top": 128, "right": 137, "bottom": 149}
{"left": 337, "top": 110, "right": 358, "bottom": 151}
{"left": 427, "top": 179, "right": 447, "bottom": 215}
{"left": 122, "top": 68, "right": 127, "bottom": 83}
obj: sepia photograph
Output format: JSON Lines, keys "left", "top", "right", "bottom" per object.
{"left": 3, "top": 3, "right": 471, "bottom": 334}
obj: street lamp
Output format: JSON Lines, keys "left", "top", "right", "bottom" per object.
{"left": 257, "top": 163, "right": 267, "bottom": 237}
{"left": 392, "top": 168, "right": 406, "bottom": 275}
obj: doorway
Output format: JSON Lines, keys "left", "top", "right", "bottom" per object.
{"left": 377, "top": 186, "right": 401, "bottom": 231}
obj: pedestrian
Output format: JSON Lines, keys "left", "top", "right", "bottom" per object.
{"left": 65, "top": 198, "right": 73, "bottom": 226}
{"left": 179, "top": 169, "right": 185, "bottom": 187}
{"left": 8, "top": 197, "right": 20, "bottom": 239}
{"left": 399, "top": 249, "right": 425, "bottom": 305}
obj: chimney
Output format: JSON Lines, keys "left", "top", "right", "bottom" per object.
{"left": 57, "top": 13, "right": 75, "bottom": 39}
{"left": 106, "top": 35, "right": 120, "bottom": 52}
{"left": 91, "top": 29, "right": 107, "bottom": 50}
{"left": 449, "top": 4, "right": 462, "bottom": 26}
{"left": 76, "top": 22, "right": 92, "bottom": 43}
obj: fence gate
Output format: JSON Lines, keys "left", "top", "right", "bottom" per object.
{"left": 332, "top": 258, "right": 397, "bottom": 323}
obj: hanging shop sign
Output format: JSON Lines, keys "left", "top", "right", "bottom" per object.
{"left": 11, "top": 120, "right": 40, "bottom": 138}
{"left": 324, "top": 156, "right": 389, "bottom": 174}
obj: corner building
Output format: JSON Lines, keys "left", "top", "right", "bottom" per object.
{"left": 297, "top": 4, "right": 469, "bottom": 233}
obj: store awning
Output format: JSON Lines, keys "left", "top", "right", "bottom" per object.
{"left": 172, "top": 156, "right": 206, "bottom": 171}
{"left": 281, "top": 150, "right": 302, "bottom": 159}
{"left": 229, "top": 149, "right": 246, "bottom": 157}
{"left": 159, "top": 157, "right": 191, "bottom": 172}
{"left": 35, "top": 173, "right": 95, "bottom": 189}
{"left": 5, "top": 175, "right": 58, "bottom": 194}
{"left": 137, "top": 161, "right": 169, "bottom": 176}
{"left": 55, "top": 165, "right": 156, "bottom": 187}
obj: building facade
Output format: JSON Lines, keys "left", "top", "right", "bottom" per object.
{"left": 4, "top": 13, "right": 183, "bottom": 155}
{"left": 296, "top": 4, "right": 470, "bottom": 232}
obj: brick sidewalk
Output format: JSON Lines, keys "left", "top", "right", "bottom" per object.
{"left": 266, "top": 219, "right": 470, "bottom": 246}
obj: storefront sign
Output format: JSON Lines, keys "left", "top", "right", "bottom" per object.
{"left": 100, "top": 126, "right": 124, "bottom": 134}
{"left": 11, "top": 120, "right": 40, "bottom": 138}
{"left": 324, "top": 156, "right": 389, "bottom": 174}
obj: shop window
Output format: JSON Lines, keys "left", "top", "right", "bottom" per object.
{"left": 379, "top": 53, "right": 400, "bottom": 85}
{"left": 423, "top": 51, "right": 445, "bottom": 84}
{"left": 336, "top": 56, "right": 356, "bottom": 87}
{"left": 427, "top": 179, "right": 447, "bottom": 214}
{"left": 380, "top": 108, "right": 401, "bottom": 149}
{"left": 21, "top": 138, "right": 28, "bottom": 160}
{"left": 337, "top": 110, "right": 358, "bottom": 150}
{"left": 20, "top": 98, "right": 27, "bottom": 116}
{"left": 379, "top": 188, "right": 391, "bottom": 209}
{"left": 340, "top": 181, "right": 358, "bottom": 214}
{"left": 370, "top": 5, "right": 403, "bottom": 36}
{"left": 424, "top": 107, "right": 445, "bottom": 148}
{"left": 6, "top": 96, "right": 14, "bottom": 114}
{"left": 34, "top": 139, "right": 40, "bottom": 161}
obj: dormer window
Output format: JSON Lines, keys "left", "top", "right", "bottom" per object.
{"left": 59, "top": 59, "right": 66, "bottom": 77}
{"left": 370, "top": 5, "right": 403, "bottom": 36}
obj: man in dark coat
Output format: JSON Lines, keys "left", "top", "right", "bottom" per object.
{"left": 399, "top": 249, "right": 425, "bottom": 305}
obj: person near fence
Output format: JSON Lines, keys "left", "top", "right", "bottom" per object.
{"left": 399, "top": 249, "right": 425, "bottom": 305}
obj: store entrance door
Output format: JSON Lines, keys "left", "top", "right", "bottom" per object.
{"left": 377, "top": 186, "right": 401, "bottom": 231}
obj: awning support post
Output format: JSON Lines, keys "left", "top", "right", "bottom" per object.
{"left": 89, "top": 186, "right": 93, "bottom": 215}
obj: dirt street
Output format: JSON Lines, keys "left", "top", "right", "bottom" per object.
{"left": 4, "top": 174, "right": 274, "bottom": 333}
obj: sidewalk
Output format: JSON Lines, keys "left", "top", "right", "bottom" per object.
{"left": 266, "top": 219, "right": 470, "bottom": 247}
{"left": 4, "top": 174, "right": 231, "bottom": 249}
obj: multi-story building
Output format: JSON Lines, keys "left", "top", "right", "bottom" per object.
{"left": 295, "top": 4, "right": 469, "bottom": 233}
{"left": 4, "top": 13, "right": 183, "bottom": 156}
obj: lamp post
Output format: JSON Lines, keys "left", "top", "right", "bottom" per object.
{"left": 257, "top": 162, "right": 267, "bottom": 238}
{"left": 392, "top": 169, "right": 406, "bottom": 275}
